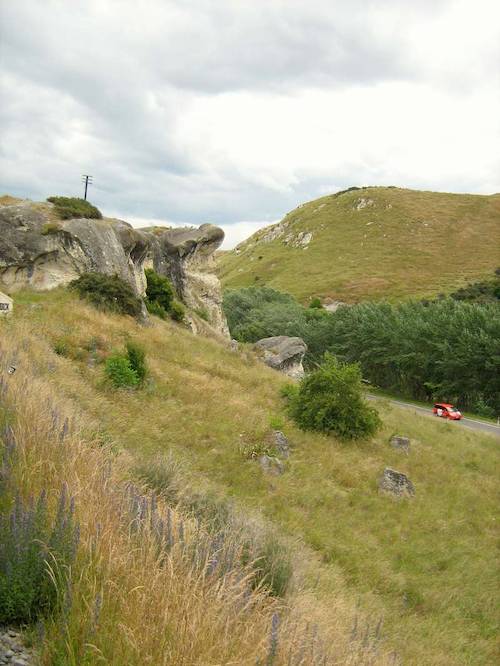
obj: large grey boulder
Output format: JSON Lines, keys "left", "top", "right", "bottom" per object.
{"left": 254, "top": 336, "right": 307, "bottom": 379}
{"left": 143, "top": 224, "right": 229, "bottom": 337}
{"left": 0, "top": 291, "right": 13, "bottom": 316}
{"left": 0, "top": 201, "right": 150, "bottom": 296}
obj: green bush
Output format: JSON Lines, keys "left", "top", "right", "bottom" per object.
{"left": 145, "top": 269, "right": 174, "bottom": 312}
{"left": 170, "top": 299, "right": 186, "bottom": 322}
{"left": 309, "top": 297, "right": 322, "bottom": 309}
{"left": 146, "top": 300, "right": 168, "bottom": 319}
{"left": 286, "top": 354, "right": 381, "bottom": 440}
{"left": 47, "top": 196, "right": 102, "bottom": 220}
{"left": 69, "top": 273, "right": 143, "bottom": 318}
{"left": 126, "top": 341, "right": 147, "bottom": 384}
{"left": 104, "top": 354, "right": 139, "bottom": 388}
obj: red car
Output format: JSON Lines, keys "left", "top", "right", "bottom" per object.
{"left": 433, "top": 403, "right": 462, "bottom": 420}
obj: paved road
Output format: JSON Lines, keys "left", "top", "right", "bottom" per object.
{"left": 367, "top": 395, "right": 500, "bottom": 438}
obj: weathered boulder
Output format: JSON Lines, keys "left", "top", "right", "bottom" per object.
{"left": 143, "top": 224, "right": 229, "bottom": 337}
{"left": 254, "top": 336, "right": 307, "bottom": 379}
{"left": 390, "top": 435, "right": 411, "bottom": 453}
{"left": 0, "top": 291, "right": 13, "bottom": 316}
{"left": 0, "top": 201, "right": 150, "bottom": 296}
{"left": 379, "top": 468, "right": 415, "bottom": 497}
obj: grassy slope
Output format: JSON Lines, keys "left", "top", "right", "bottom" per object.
{"left": 218, "top": 187, "right": 500, "bottom": 303}
{"left": 2, "top": 289, "right": 499, "bottom": 665}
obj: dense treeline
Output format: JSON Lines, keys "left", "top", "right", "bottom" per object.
{"left": 223, "top": 287, "right": 500, "bottom": 416}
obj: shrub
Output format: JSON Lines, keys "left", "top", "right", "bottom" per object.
{"left": 69, "top": 273, "right": 143, "bottom": 318}
{"left": 104, "top": 353, "right": 139, "bottom": 388}
{"left": 145, "top": 269, "right": 174, "bottom": 312}
{"left": 170, "top": 300, "right": 186, "bottom": 322}
{"left": 146, "top": 299, "right": 168, "bottom": 319}
{"left": 47, "top": 196, "right": 102, "bottom": 220}
{"left": 286, "top": 354, "right": 381, "bottom": 440}
{"left": 309, "top": 297, "right": 322, "bottom": 309}
{"left": 0, "top": 485, "right": 79, "bottom": 623}
{"left": 125, "top": 341, "right": 147, "bottom": 384}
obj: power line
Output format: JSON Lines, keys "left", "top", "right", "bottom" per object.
{"left": 82, "top": 174, "right": 93, "bottom": 200}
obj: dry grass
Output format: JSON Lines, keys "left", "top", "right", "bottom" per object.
{"left": 0, "top": 297, "right": 392, "bottom": 664}
{"left": 218, "top": 187, "right": 500, "bottom": 303}
{"left": 1, "top": 288, "right": 498, "bottom": 664}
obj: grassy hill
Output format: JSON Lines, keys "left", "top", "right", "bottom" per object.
{"left": 218, "top": 187, "right": 500, "bottom": 303}
{"left": 1, "top": 288, "right": 498, "bottom": 664}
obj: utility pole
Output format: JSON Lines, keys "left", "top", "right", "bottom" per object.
{"left": 82, "top": 174, "right": 93, "bottom": 200}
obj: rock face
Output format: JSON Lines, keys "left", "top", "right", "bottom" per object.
{"left": 0, "top": 291, "right": 13, "bottom": 316}
{"left": 0, "top": 199, "right": 229, "bottom": 338}
{"left": 379, "top": 468, "right": 415, "bottom": 497}
{"left": 0, "top": 201, "right": 150, "bottom": 296}
{"left": 254, "top": 336, "right": 307, "bottom": 379}
{"left": 145, "top": 224, "right": 229, "bottom": 337}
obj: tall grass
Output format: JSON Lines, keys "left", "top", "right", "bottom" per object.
{"left": 0, "top": 332, "right": 387, "bottom": 664}
{"left": 3, "top": 289, "right": 497, "bottom": 664}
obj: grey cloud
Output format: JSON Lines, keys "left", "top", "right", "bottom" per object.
{"left": 0, "top": 0, "right": 498, "bottom": 233}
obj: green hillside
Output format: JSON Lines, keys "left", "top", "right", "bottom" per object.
{"left": 218, "top": 187, "right": 500, "bottom": 303}
{"left": 1, "top": 288, "right": 498, "bottom": 664}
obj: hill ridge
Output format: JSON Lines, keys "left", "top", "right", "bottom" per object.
{"left": 219, "top": 186, "right": 500, "bottom": 303}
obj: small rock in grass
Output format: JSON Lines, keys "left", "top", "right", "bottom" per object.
{"left": 390, "top": 435, "right": 410, "bottom": 453}
{"left": 379, "top": 467, "right": 415, "bottom": 497}
{"left": 259, "top": 455, "right": 285, "bottom": 476}
{"left": 272, "top": 431, "right": 290, "bottom": 458}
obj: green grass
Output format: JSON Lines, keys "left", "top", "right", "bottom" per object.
{"left": 218, "top": 187, "right": 500, "bottom": 303}
{"left": 2, "top": 288, "right": 499, "bottom": 665}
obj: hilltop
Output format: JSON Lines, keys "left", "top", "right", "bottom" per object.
{"left": 1, "top": 288, "right": 498, "bottom": 664}
{"left": 218, "top": 187, "right": 500, "bottom": 303}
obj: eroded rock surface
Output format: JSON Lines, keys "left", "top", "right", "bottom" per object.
{"left": 0, "top": 199, "right": 229, "bottom": 338}
{"left": 0, "top": 201, "right": 150, "bottom": 296}
{"left": 254, "top": 336, "right": 307, "bottom": 379}
{"left": 145, "top": 224, "right": 229, "bottom": 337}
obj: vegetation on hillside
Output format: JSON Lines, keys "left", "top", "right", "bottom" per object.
{"left": 224, "top": 286, "right": 500, "bottom": 416}
{"left": 46, "top": 196, "right": 102, "bottom": 220}
{"left": 219, "top": 187, "right": 500, "bottom": 303}
{"left": 145, "top": 268, "right": 186, "bottom": 322}
{"left": 283, "top": 354, "right": 381, "bottom": 439}
{"left": 1, "top": 288, "right": 498, "bottom": 665}
{"left": 449, "top": 268, "right": 500, "bottom": 304}
{"left": 69, "top": 272, "right": 143, "bottom": 318}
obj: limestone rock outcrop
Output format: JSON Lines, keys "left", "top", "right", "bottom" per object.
{"left": 144, "top": 224, "right": 229, "bottom": 337}
{"left": 0, "top": 201, "right": 149, "bottom": 295}
{"left": 254, "top": 336, "right": 307, "bottom": 379}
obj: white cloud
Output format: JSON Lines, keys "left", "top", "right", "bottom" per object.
{"left": 0, "top": 0, "right": 499, "bottom": 236}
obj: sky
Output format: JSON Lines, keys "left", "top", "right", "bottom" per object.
{"left": 1, "top": 0, "right": 499, "bottom": 248}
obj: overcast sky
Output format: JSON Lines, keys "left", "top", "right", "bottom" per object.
{"left": 1, "top": 0, "right": 499, "bottom": 247}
